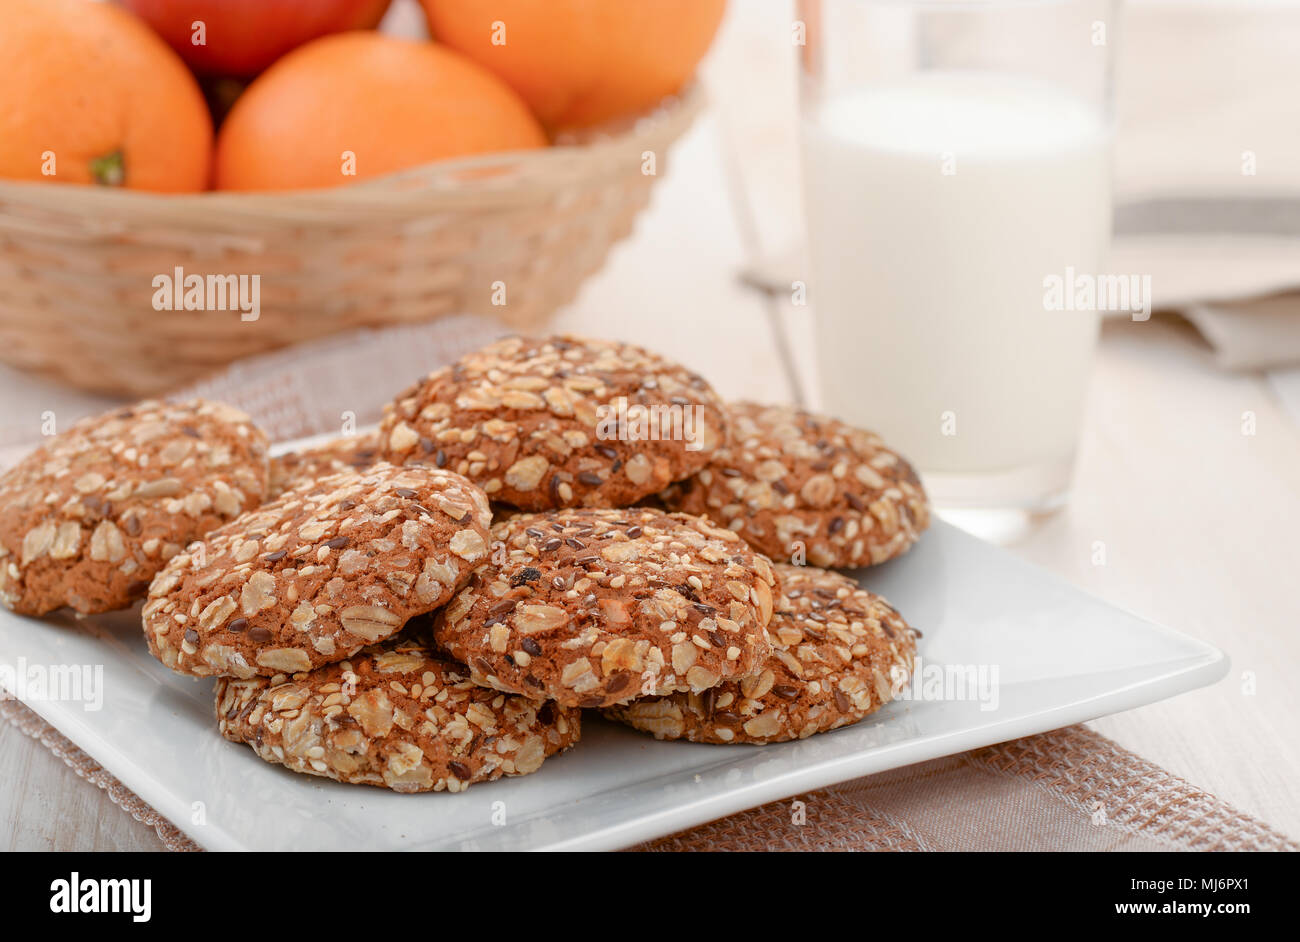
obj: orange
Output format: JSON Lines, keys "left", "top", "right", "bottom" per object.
{"left": 420, "top": 0, "right": 727, "bottom": 130}
{"left": 214, "top": 32, "right": 547, "bottom": 192}
{"left": 120, "top": 0, "right": 395, "bottom": 78}
{"left": 0, "top": 0, "right": 212, "bottom": 192}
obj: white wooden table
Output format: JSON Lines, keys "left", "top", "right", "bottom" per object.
{"left": 3, "top": 1, "right": 1298, "bottom": 849}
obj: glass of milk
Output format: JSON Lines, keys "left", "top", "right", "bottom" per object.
{"left": 800, "top": 0, "right": 1116, "bottom": 529}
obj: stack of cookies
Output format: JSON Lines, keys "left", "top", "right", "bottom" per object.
{"left": 0, "top": 335, "right": 930, "bottom": 794}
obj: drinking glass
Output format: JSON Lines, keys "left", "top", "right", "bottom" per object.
{"left": 799, "top": 0, "right": 1118, "bottom": 534}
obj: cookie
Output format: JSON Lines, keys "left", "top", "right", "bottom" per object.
{"left": 0, "top": 399, "right": 270, "bottom": 616}
{"left": 378, "top": 335, "right": 727, "bottom": 511}
{"left": 433, "top": 507, "right": 778, "bottom": 708}
{"left": 216, "top": 636, "right": 580, "bottom": 793}
{"left": 144, "top": 461, "right": 491, "bottom": 678}
{"left": 268, "top": 431, "right": 381, "bottom": 500}
{"left": 661, "top": 402, "right": 930, "bottom": 568}
{"left": 604, "top": 563, "right": 916, "bottom": 743}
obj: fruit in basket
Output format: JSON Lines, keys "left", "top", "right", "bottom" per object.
{"left": 420, "top": 0, "right": 726, "bottom": 129}
{"left": 214, "top": 32, "right": 546, "bottom": 191}
{"left": 0, "top": 0, "right": 212, "bottom": 191}
{"left": 119, "top": 0, "right": 394, "bottom": 77}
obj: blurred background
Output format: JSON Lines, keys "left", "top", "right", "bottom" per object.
{"left": 3, "top": 1, "right": 1299, "bottom": 431}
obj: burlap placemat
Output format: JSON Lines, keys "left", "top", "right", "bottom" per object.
{"left": 4, "top": 697, "right": 1291, "bottom": 852}
{"left": 638, "top": 724, "right": 1297, "bottom": 852}
{"left": 4, "top": 317, "right": 1293, "bottom": 851}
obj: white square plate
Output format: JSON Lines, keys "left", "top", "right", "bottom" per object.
{"left": 1, "top": 500, "right": 1227, "bottom": 850}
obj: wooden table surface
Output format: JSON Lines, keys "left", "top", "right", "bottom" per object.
{"left": 3, "top": 1, "right": 1297, "bottom": 849}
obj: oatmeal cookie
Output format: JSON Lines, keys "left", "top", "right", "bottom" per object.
{"left": 433, "top": 507, "right": 778, "bottom": 708}
{"left": 216, "top": 636, "right": 580, "bottom": 792}
{"left": 0, "top": 399, "right": 269, "bottom": 615}
{"left": 268, "top": 430, "right": 381, "bottom": 500}
{"left": 662, "top": 402, "right": 929, "bottom": 568}
{"left": 378, "top": 335, "right": 727, "bottom": 510}
{"left": 604, "top": 563, "right": 916, "bottom": 743}
{"left": 144, "top": 462, "right": 491, "bottom": 678}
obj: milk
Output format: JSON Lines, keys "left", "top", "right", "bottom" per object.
{"left": 802, "top": 72, "right": 1112, "bottom": 479}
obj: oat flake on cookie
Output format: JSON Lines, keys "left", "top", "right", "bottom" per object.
{"left": 434, "top": 507, "right": 778, "bottom": 709}
{"left": 663, "top": 402, "right": 930, "bottom": 569}
{"left": 0, "top": 399, "right": 269, "bottom": 616}
{"left": 144, "top": 462, "right": 491, "bottom": 678}
{"left": 606, "top": 563, "right": 918, "bottom": 744}
{"left": 378, "top": 335, "right": 728, "bottom": 511}
{"left": 267, "top": 430, "right": 382, "bottom": 500}
{"left": 216, "top": 636, "right": 581, "bottom": 793}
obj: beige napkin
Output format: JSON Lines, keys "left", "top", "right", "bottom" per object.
{"left": 741, "top": 1, "right": 1300, "bottom": 371}
{"left": 1097, "top": 1, "right": 1300, "bottom": 366}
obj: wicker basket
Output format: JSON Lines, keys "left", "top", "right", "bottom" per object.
{"left": 0, "top": 86, "right": 703, "bottom": 397}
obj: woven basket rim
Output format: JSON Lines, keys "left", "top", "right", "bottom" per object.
{"left": 0, "top": 84, "right": 705, "bottom": 216}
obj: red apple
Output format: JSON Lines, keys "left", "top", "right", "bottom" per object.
{"left": 118, "top": 0, "right": 393, "bottom": 77}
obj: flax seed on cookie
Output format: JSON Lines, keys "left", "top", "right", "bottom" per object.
{"left": 144, "top": 462, "right": 491, "bottom": 678}
{"left": 267, "top": 430, "right": 381, "bottom": 500}
{"left": 378, "top": 335, "right": 728, "bottom": 511}
{"left": 662, "top": 402, "right": 929, "bottom": 569}
{"left": 0, "top": 399, "right": 269, "bottom": 615}
{"left": 605, "top": 563, "right": 916, "bottom": 743}
{"left": 433, "top": 507, "right": 779, "bottom": 708}
{"left": 216, "top": 636, "right": 580, "bottom": 792}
